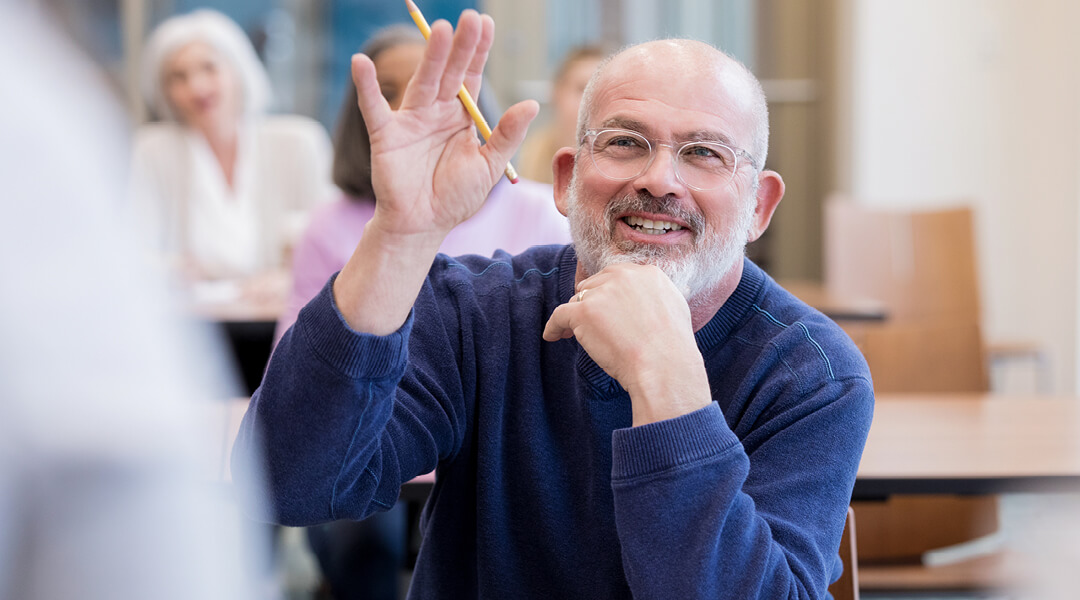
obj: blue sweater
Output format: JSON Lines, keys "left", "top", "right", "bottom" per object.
{"left": 233, "top": 245, "right": 874, "bottom": 599}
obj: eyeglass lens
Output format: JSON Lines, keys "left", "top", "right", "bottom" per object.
{"left": 587, "top": 129, "right": 739, "bottom": 191}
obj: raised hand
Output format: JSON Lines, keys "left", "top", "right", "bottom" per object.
{"left": 351, "top": 10, "right": 537, "bottom": 239}
{"left": 542, "top": 264, "right": 712, "bottom": 426}
{"left": 332, "top": 10, "right": 537, "bottom": 336}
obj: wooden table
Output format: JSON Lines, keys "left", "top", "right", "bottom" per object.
{"left": 187, "top": 278, "right": 287, "bottom": 395}
{"left": 855, "top": 393, "right": 1080, "bottom": 498}
{"left": 401, "top": 393, "right": 1080, "bottom": 502}
{"left": 189, "top": 295, "right": 283, "bottom": 326}
{"left": 217, "top": 393, "right": 1080, "bottom": 501}
{"left": 186, "top": 275, "right": 288, "bottom": 324}
{"left": 779, "top": 279, "right": 888, "bottom": 322}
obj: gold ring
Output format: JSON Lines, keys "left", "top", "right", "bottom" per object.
{"left": 576, "top": 289, "right": 587, "bottom": 303}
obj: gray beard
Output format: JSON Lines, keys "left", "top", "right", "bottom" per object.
{"left": 566, "top": 172, "right": 754, "bottom": 309}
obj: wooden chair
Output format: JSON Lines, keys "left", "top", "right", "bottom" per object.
{"left": 825, "top": 196, "right": 1049, "bottom": 391}
{"left": 823, "top": 198, "right": 1027, "bottom": 593}
{"left": 824, "top": 199, "right": 981, "bottom": 324}
{"left": 843, "top": 320, "right": 988, "bottom": 394}
{"left": 828, "top": 507, "right": 860, "bottom": 600}
{"left": 841, "top": 318, "right": 1009, "bottom": 594}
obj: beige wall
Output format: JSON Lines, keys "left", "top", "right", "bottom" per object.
{"left": 836, "top": 0, "right": 1080, "bottom": 392}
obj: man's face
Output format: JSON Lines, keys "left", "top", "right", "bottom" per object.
{"left": 564, "top": 46, "right": 762, "bottom": 305}
{"left": 565, "top": 167, "right": 756, "bottom": 305}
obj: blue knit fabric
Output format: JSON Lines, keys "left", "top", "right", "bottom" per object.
{"left": 233, "top": 244, "right": 874, "bottom": 599}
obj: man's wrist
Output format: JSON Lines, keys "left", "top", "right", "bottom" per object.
{"left": 331, "top": 219, "right": 446, "bottom": 336}
{"left": 364, "top": 213, "right": 451, "bottom": 253}
{"left": 627, "top": 360, "right": 712, "bottom": 427}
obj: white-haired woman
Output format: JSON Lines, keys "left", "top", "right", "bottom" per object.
{"left": 131, "top": 9, "right": 332, "bottom": 282}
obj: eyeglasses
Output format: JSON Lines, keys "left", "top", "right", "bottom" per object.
{"left": 581, "top": 128, "right": 757, "bottom": 191}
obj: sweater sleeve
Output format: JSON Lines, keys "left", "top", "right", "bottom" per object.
{"left": 232, "top": 274, "right": 461, "bottom": 525}
{"left": 610, "top": 376, "right": 873, "bottom": 599}
{"left": 273, "top": 212, "right": 342, "bottom": 346}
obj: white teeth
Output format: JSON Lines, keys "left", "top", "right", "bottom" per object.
{"left": 624, "top": 215, "right": 683, "bottom": 233}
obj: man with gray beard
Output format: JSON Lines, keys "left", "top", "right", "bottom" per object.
{"left": 565, "top": 182, "right": 757, "bottom": 309}
{"left": 235, "top": 10, "right": 873, "bottom": 599}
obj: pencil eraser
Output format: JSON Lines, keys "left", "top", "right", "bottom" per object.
{"left": 508, "top": 176, "right": 519, "bottom": 184}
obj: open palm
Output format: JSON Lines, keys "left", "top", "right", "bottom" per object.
{"left": 351, "top": 10, "right": 537, "bottom": 238}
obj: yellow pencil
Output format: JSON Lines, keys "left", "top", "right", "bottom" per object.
{"left": 405, "top": 0, "right": 520, "bottom": 183}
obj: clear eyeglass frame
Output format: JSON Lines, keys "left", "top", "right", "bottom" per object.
{"left": 581, "top": 128, "right": 758, "bottom": 191}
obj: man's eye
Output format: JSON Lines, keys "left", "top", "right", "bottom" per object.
{"left": 685, "top": 145, "right": 719, "bottom": 158}
{"left": 607, "top": 136, "right": 642, "bottom": 148}
{"left": 682, "top": 144, "right": 733, "bottom": 166}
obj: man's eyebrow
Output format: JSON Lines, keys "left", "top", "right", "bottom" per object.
{"left": 597, "top": 116, "right": 652, "bottom": 134}
{"left": 682, "top": 129, "right": 737, "bottom": 147}
{"left": 596, "top": 117, "right": 737, "bottom": 147}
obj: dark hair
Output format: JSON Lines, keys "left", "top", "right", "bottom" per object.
{"left": 332, "top": 26, "right": 424, "bottom": 200}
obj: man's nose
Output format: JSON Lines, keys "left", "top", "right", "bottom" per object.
{"left": 631, "top": 145, "right": 688, "bottom": 198}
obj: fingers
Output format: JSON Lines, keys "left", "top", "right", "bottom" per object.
{"left": 402, "top": 11, "right": 486, "bottom": 109}
{"left": 463, "top": 14, "right": 494, "bottom": 99}
{"left": 542, "top": 303, "right": 577, "bottom": 342}
{"left": 482, "top": 99, "right": 539, "bottom": 179}
{"left": 351, "top": 54, "right": 393, "bottom": 133}
{"left": 437, "top": 10, "right": 483, "bottom": 102}
{"left": 401, "top": 19, "right": 453, "bottom": 109}
{"left": 574, "top": 270, "right": 614, "bottom": 294}
{"left": 542, "top": 278, "right": 597, "bottom": 342}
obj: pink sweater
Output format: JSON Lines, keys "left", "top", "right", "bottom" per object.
{"left": 276, "top": 178, "right": 571, "bottom": 342}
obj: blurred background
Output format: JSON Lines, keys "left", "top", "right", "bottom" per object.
{"left": 23, "top": 1, "right": 1080, "bottom": 599}
{"left": 67, "top": 0, "right": 1080, "bottom": 396}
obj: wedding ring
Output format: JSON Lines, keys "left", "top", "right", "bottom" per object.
{"left": 576, "top": 289, "right": 587, "bottom": 303}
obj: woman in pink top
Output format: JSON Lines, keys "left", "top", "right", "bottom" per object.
{"left": 276, "top": 26, "right": 568, "bottom": 600}
{"left": 275, "top": 28, "right": 569, "bottom": 345}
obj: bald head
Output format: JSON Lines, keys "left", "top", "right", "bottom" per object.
{"left": 577, "top": 39, "right": 770, "bottom": 169}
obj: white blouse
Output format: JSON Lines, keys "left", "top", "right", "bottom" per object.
{"left": 130, "top": 115, "right": 332, "bottom": 279}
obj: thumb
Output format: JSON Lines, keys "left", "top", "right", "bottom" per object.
{"left": 482, "top": 100, "right": 539, "bottom": 179}
{"left": 542, "top": 303, "right": 576, "bottom": 342}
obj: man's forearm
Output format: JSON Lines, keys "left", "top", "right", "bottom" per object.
{"left": 333, "top": 217, "right": 446, "bottom": 335}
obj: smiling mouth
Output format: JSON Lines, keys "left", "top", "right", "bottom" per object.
{"left": 622, "top": 215, "right": 685, "bottom": 235}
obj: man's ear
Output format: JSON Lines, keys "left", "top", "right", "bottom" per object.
{"left": 747, "top": 170, "right": 784, "bottom": 243}
{"left": 552, "top": 148, "right": 578, "bottom": 217}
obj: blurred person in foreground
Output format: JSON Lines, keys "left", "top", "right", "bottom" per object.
{"left": 279, "top": 25, "right": 568, "bottom": 600}
{"left": 235, "top": 10, "right": 873, "bottom": 598}
{"left": 131, "top": 9, "right": 332, "bottom": 295}
{"left": 518, "top": 45, "right": 606, "bottom": 184}
{"left": 0, "top": 3, "right": 263, "bottom": 599}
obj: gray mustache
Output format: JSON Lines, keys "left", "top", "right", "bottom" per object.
{"left": 603, "top": 192, "right": 705, "bottom": 236}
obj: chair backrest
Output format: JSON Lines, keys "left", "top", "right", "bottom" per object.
{"left": 842, "top": 320, "right": 989, "bottom": 394}
{"left": 827, "top": 196, "right": 1003, "bottom": 583}
{"left": 829, "top": 507, "right": 860, "bottom": 600}
{"left": 824, "top": 197, "right": 981, "bottom": 323}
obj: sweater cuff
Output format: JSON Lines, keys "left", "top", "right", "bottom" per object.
{"left": 611, "top": 402, "right": 741, "bottom": 480}
{"left": 296, "top": 272, "right": 413, "bottom": 381}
